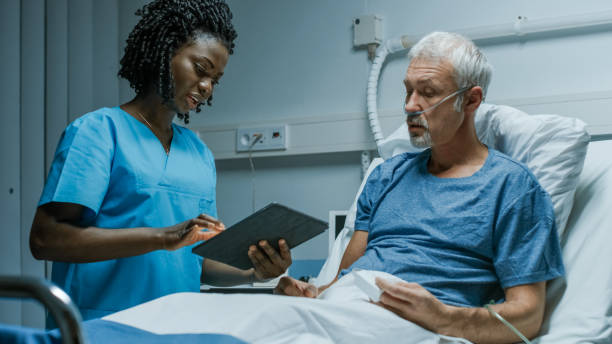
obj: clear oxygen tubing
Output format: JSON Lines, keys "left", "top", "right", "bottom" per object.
{"left": 484, "top": 303, "right": 533, "bottom": 344}
{"left": 365, "top": 11, "right": 612, "bottom": 152}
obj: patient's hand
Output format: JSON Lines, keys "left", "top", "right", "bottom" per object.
{"left": 248, "top": 239, "right": 292, "bottom": 281}
{"left": 274, "top": 276, "right": 318, "bottom": 298}
{"left": 375, "top": 278, "right": 449, "bottom": 332}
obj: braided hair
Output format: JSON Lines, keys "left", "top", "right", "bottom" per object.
{"left": 118, "top": 0, "right": 237, "bottom": 124}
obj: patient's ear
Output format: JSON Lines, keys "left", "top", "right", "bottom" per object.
{"left": 464, "top": 86, "right": 483, "bottom": 116}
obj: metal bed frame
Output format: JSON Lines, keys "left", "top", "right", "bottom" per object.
{"left": 0, "top": 275, "right": 85, "bottom": 344}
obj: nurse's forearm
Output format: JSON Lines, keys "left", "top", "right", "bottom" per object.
{"left": 30, "top": 203, "right": 170, "bottom": 263}
{"left": 31, "top": 219, "right": 164, "bottom": 263}
{"left": 201, "top": 259, "right": 253, "bottom": 286}
{"left": 31, "top": 203, "right": 222, "bottom": 263}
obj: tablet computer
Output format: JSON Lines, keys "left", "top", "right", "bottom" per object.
{"left": 192, "top": 203, "right": 328, "bottom": 270}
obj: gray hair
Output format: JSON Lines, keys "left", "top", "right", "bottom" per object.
{"left": 407, "top": 31, "right": 492, "bottom": 111}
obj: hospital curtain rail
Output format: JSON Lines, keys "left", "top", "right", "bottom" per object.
{"left": 0, "top": 275, "right": 85, "bottom": 344}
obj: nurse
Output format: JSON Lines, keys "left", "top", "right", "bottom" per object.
{"left": 29, "top": 0, "right": 291, "bottom": 322}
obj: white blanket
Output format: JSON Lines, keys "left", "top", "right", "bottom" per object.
{"left": 104, "top": 271, "right": 469, "bottom": 344}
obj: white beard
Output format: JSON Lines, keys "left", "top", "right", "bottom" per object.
{"left": 410, "top": 132, "right": 432, "bottom": 148}
{"left": 407, "top": 116, "right": 432, "bottom": 148}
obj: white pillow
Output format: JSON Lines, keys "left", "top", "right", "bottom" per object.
{"left": 473, "top": 104, "right": 590, "bottom": 236}
{"left": 380, "top": 103, "right": 590, "bottom": 236}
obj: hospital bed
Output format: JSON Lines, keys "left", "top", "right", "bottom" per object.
{"left": 2, "top": 105, "right": 611, "bottom": 343}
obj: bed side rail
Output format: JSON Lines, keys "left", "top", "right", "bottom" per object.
{"left": 0, "top": 275, "right": 85, "bottom": 344}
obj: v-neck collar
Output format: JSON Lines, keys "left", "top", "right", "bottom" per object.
{"left": 118, "top": 107, "right": 176, "bottom": 157}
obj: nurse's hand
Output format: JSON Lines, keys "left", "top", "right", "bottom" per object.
{"left": 248, "top": 239, "right": 292, "bottom": 281}
{"left": 274, "top": 276, "right": 318, "bottom": 298}
{"left": 163, "top": 214, "right": 225, "bottom": 251}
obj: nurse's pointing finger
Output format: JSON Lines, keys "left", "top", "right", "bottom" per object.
{"left": 192, "top": 218, "right": 225, "bottom": 231}
{"left": 197, "top": 214, "right": 225, "bottom": 230}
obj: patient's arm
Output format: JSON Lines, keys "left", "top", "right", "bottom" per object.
{"left": 338, "top": 230, "right": 368, "bottom": 273}
{"left": 376, "top": 279, "right": 546, "bottom": 344}
{"left": 274, "top": 230, "right": 369, "bottom": 297}
{"left": 321, "top": 229, "right": 368, "bottom": 291}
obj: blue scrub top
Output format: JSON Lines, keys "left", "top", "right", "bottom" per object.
{"left": 39, "top": 107, "right": 217, "bottom": 320}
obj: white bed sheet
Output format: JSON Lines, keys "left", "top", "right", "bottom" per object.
{"left": 104, "top": 271, "right": 469, "bottom": 344}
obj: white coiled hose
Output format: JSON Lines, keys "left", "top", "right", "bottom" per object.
{"left": 366, "top": 36, "right": 414, "bottom": 151}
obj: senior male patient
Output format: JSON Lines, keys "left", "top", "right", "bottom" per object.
{"left": 275, "top": 32, "right": 564, "bottom": 344}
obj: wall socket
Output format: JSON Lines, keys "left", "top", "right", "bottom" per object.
{"left": 236, "top": 125, "right": 288, "bottom": 152}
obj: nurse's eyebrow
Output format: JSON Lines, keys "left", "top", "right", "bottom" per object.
{"left": 194, "top": 55, "right": 224, "bottom": 78}
{"left": 195, "top": 55, "right": 214, "bottom": 69}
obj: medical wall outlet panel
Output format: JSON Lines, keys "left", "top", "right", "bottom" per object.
{"left": 236, "top": 125, "right": 288, "bottom": 152}
{"left": 353, "top": 14, "right": 382, "bottom": 46}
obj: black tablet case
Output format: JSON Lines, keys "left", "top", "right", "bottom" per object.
{"left": 192, "top": 203, "right": 328, "bottom": 270}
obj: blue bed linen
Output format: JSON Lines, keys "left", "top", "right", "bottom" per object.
{"left": 0, "top": 319, "right": 246, "bottom": 344}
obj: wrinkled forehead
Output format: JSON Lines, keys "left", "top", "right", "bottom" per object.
{"left": 405, "top": 57, "right": 456, "bottom": 89}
